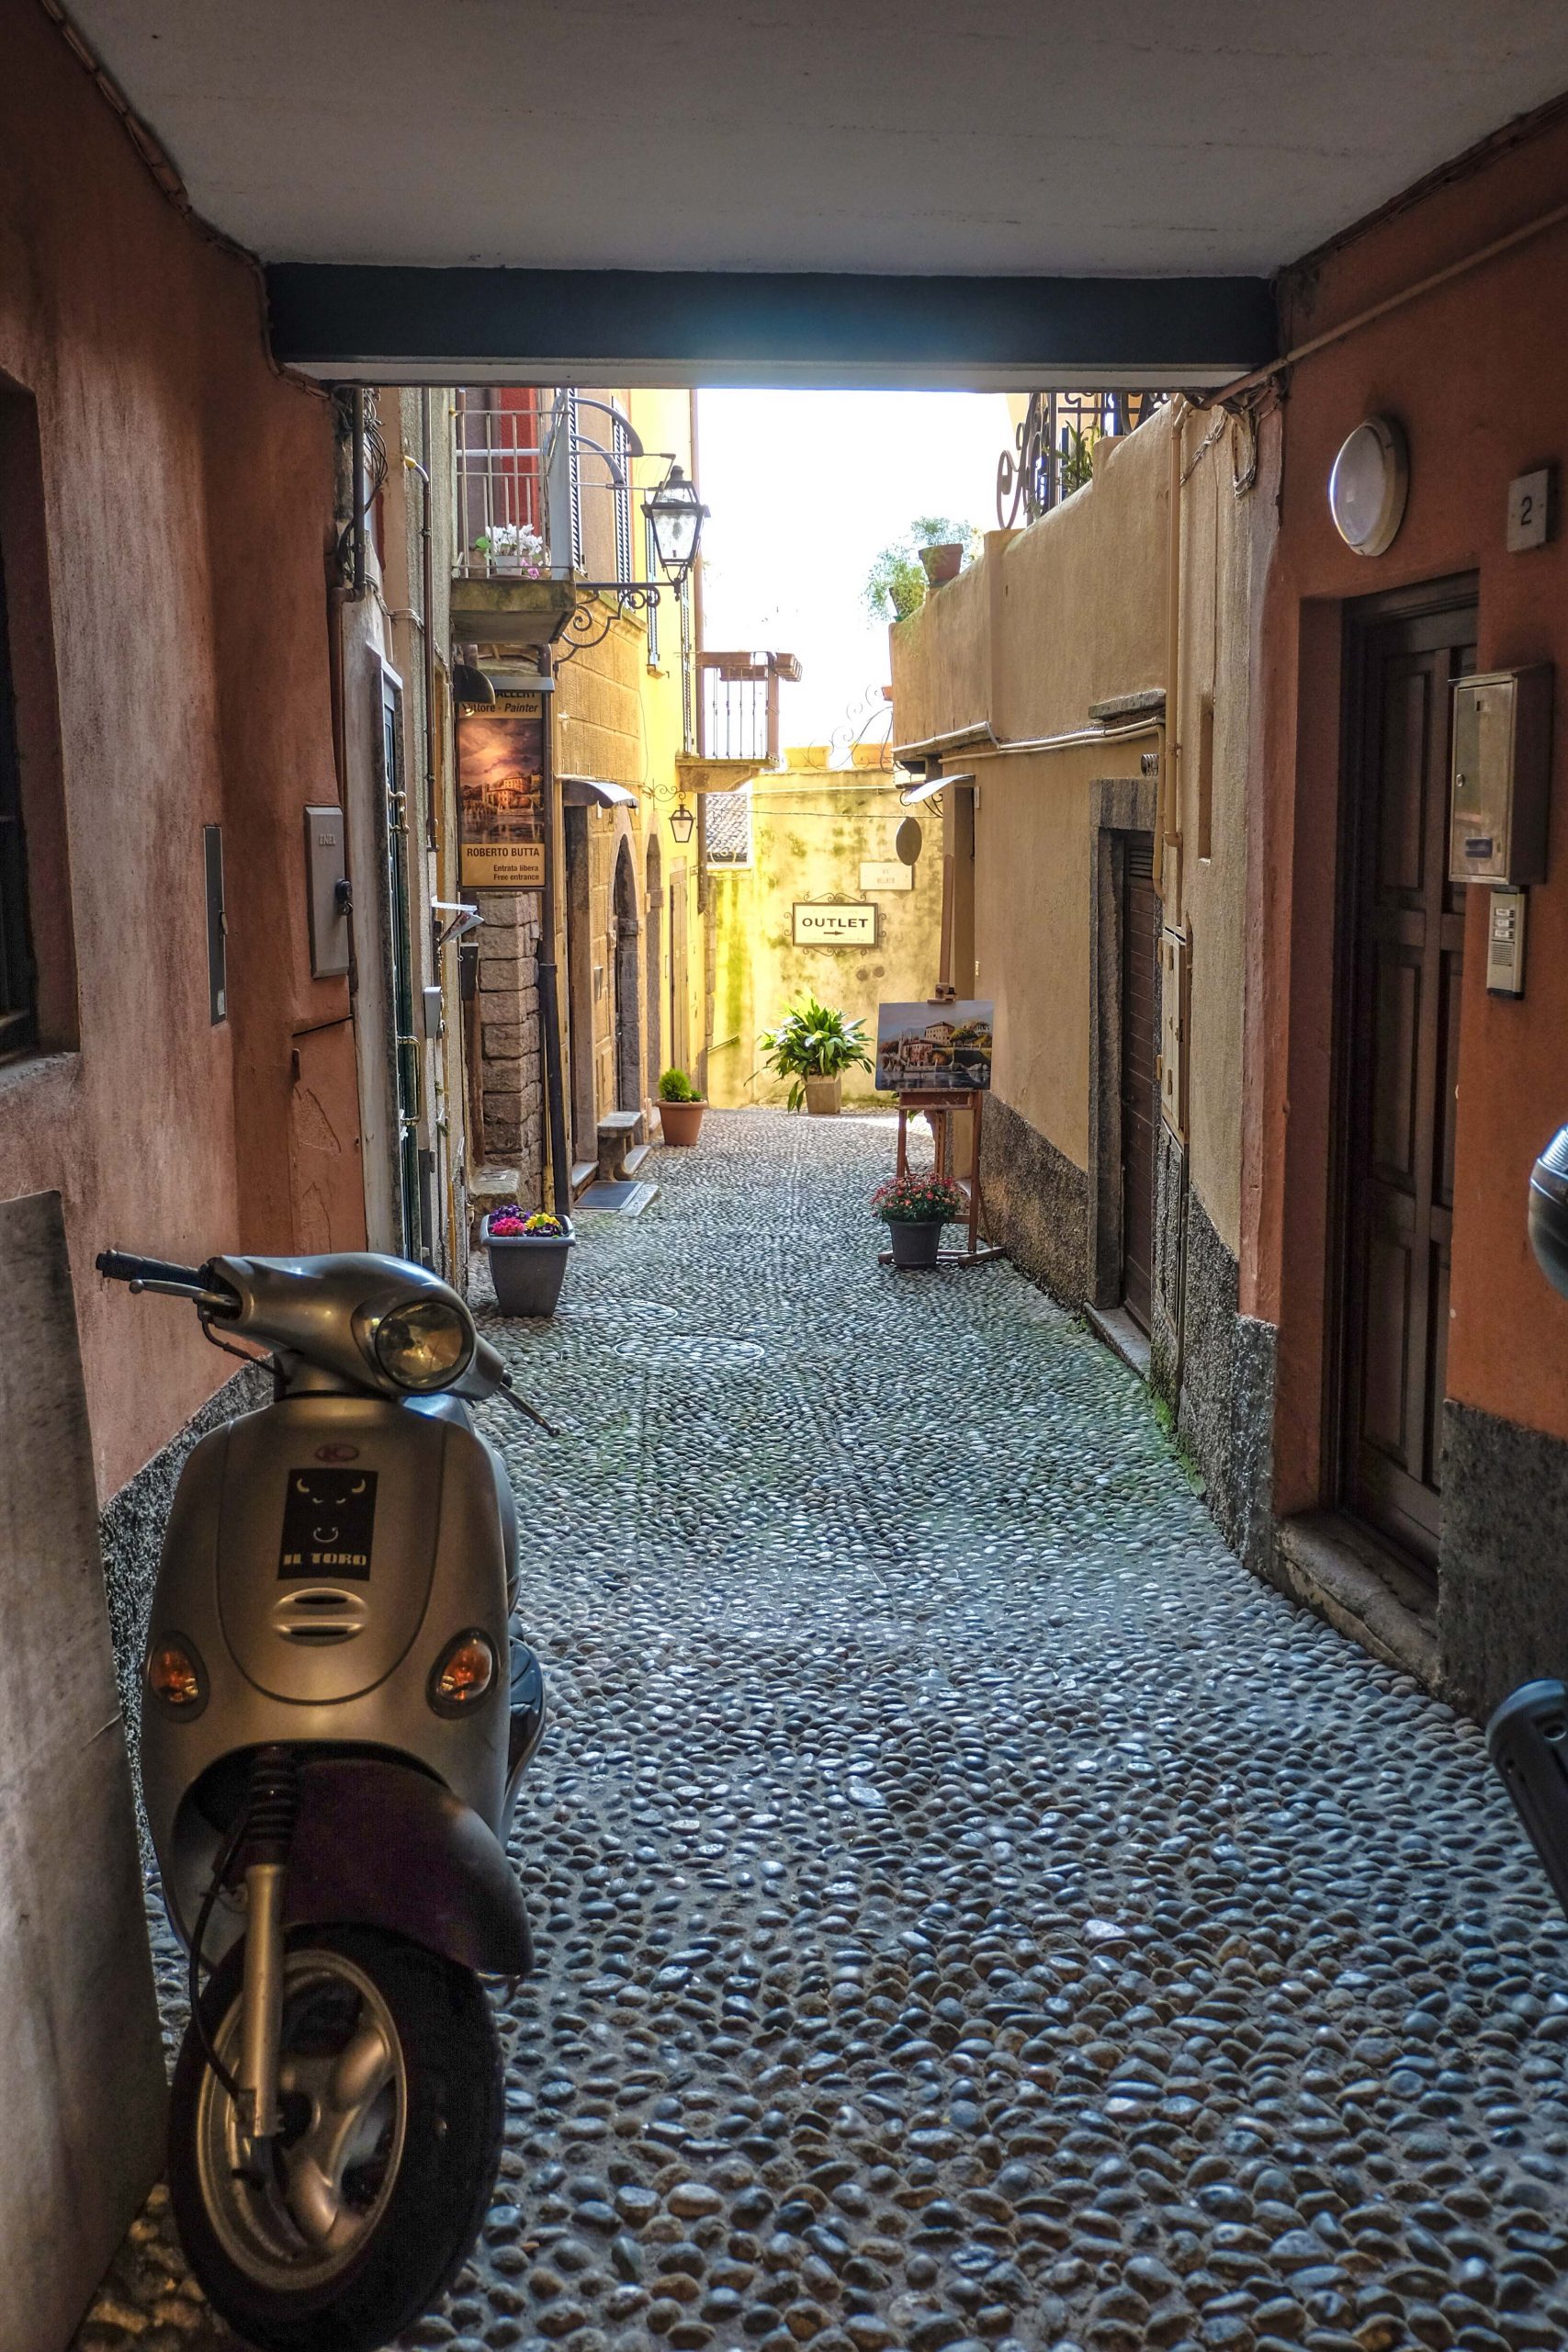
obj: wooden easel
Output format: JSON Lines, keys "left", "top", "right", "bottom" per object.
{"left": 880, "top": 1086, "right": 1005, "bottom": 1267}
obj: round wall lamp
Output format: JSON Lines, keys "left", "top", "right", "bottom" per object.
{"left": 1329, "top": 415, "right": 1409, "bottom": 558}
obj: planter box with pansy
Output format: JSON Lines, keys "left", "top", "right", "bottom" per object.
{"left": 482, "top": 1205, "right": 574, "bottom": 1317}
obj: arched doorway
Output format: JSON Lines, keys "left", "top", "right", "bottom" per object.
{"left": 644, "top": 833, "right": 663, "bottom": 1093}
{"left": 613, "top": 838, "right": 642, "bottom": 1114}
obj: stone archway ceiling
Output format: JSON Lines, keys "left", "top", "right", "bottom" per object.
{"left": 64, "top": 0, "right": 1568, "bottom": 385}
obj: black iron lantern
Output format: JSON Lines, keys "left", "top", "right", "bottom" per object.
{"left": 643, "top": 465, "right": 708, "bottom": 582}
{"left": 669, "top": 800, "right": 695, "bottom": 845}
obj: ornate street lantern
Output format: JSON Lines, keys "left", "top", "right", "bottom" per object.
{"left": 642, "top": 465, "right": 708, "bottom": 582}
{"left": 669, "top": 801, "right": 695, "bottom": 845}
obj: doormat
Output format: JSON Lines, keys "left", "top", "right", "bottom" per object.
{"left": 575, "top": 1179, "right": 660, "bottom": 1216}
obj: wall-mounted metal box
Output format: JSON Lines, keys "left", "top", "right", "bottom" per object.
{"left": 1449, "top": 665, "right": 1552, "bottom": 886}
{"left": 303, "top": 805, "right": 351, "bottom": 977}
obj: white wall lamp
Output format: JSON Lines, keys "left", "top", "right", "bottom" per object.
{"left": 1329, "top": 415, "right": 1409, "bottom": 558}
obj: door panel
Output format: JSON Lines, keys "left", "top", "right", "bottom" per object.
{"left": 1339, "top": 600, "right": 1475, "bottom": 1571}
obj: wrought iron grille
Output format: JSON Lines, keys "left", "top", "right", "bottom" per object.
{"left": 996, "top": 390, "right": 1169, "bottom": 528}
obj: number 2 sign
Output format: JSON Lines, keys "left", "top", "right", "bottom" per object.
{"left": 1506, "top": 467, "right": 1553, "bottom": 553}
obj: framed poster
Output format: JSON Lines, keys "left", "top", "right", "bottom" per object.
{"left": 793, "top": 901, "right": 877, "bottom": 946}
{"left": 876, "top": 1000, "right": 994, "bottom": 1091}
{"left": 457, "top": 692, "right": 546, "bottom": 890}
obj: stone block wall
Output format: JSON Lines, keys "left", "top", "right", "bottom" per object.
{"left": 477, "top": 891, "right": 544, "bottom": 1197}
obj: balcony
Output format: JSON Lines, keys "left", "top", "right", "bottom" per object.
{"left": 997, "top": 390, "right": 1168, "bottom": 527}
{"left": 677, "top": 650, "right": 802, "bottom": 798}
{"left": 450, "top": 393, "right": 576, "bottom": 650}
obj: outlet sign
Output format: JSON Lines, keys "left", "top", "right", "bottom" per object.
{"left": 793, "top": 901, "right": 877, "bottom": 946}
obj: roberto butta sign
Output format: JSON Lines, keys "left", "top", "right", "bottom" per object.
{"left": 457, "top": 692, "right": 546, "bottom": 890}
{"left": 793, "top": 901, "right": 877, "bottom": 947}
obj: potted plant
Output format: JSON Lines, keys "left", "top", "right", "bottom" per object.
{"left": 481, "top": 1204, "right": 574, "bottom": 1317}
{"left": 863, "top": 516, "right": 977, "bottom": 623}
{"left": 658, "top": 1066, "right": 705, "bottom": 1145}
{"left": 873, "top": 1171, "right": 966, "bottom": 1270}
{"left": 757, "top": 995, "right": 874, "bottom": 1114}
{"left": 919, "top": 541, "right": 964, "bottom": 585}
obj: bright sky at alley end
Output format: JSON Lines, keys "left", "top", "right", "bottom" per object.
{"left": 697, "top": 390, "right": 1014, "bottom": 758}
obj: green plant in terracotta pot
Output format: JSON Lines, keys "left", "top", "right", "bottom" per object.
{"left": 757, "top": 996, "right": 873, "bottom": 1114}
{"left": 873, "top": 1170, "right": 966, "bottom": 1269}
{"left": 657, "top": 1066, "right": 705, "bottom": 1146}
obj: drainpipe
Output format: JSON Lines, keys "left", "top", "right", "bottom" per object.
{"left": 1159, "top": 401, "right": 1190, "bottom": 1413}
{"left": 536, "top": 649, "right": 572, "bottom": 1221}
{"left": 1161, "top": 400, "right": 1184, "bottom": 903}
{"left": 417, "top": 390, "right": 438, "bottom": 852}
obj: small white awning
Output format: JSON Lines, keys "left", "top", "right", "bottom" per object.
{"left": 560, "top": 775, "right": 637, "bottom": 809}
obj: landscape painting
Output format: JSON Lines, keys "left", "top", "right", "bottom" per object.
{"left": 875, "top": 1001, "right": 994, "bottom": 1091}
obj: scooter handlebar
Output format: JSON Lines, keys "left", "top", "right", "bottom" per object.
{"left": 97, "top": 1248, "right": 212, "bottom": 1291}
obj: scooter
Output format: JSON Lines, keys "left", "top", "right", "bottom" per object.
{"left": 96, "top": 1245, "right": 549, "bottom": 2352}
{"left": 1487, "top": 1124, "right": 1568, "bottom": 1921}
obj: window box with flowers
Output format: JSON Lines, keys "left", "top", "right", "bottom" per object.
{"left": 873, "top": 1172, "right": 966, "bottom": 1270}
{"left": 481, "top": 1206, "right": 574, "bottom": 1317}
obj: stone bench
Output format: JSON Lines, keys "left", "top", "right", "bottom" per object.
{"left": 595, "top": 1110, "right": 644, "bottom": 1182}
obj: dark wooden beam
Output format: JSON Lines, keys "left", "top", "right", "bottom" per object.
{"left": 265, "top": 266, "right": 1277, "bottom": 387}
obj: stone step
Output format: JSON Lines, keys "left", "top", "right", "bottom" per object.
{"left": 623, "top": 1143, "right": 652, "bottom": 1178}
{"left": 570, "top": 1159, "right": 597, "bottom": 1196}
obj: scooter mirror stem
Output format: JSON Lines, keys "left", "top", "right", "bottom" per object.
{"left": 493, "top": 1383, "right": 560, "bottom": 1438}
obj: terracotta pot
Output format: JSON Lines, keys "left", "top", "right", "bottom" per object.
{"left": 658, "top": 1097, "right": 705, "bottom": 1146}
{"left": 804, "top": 1074, "right": 842, "bottom": 1116}
{"left": 887, "top": 1217, "right": 944, "bottom": 1269}
{"left": 919, "top": 542, "right": 964, "bottom": 586}
{"left": 482, "top": 1216, "right": 574, "bottom": 1317}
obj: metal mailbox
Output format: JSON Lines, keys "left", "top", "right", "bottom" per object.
{"left": 1449, "top": 665, "right": 1552, "bottom": 886}
{"left": 303, "top": 804, "right": 351, "bottom": 978}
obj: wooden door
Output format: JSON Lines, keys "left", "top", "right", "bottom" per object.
{"left": 1120, "top": 834, "right": 1158, "bottom": 1332}
{"left": 1339, "top": 599, "right": 1476, "bottom": 1570}
{"left": 669, "top": 865, "right": 691, "bottom": 1075}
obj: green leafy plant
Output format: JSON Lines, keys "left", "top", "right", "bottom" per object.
{"left": 1058, "top": 426, "right": 1094, "bottom": 498}
{"left": 659, "top": 1067, "right": 701, "bottom": 1102}
{"left": 872, "top": 1172, "right": 966, "bottom": 1225}
{"left": 757, "top": 996, "right": 874, "bottom": 1110}
{"left": 863, "top": 515, "right": 979, "bottom": 625}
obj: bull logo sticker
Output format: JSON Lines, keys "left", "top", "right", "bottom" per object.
{"left": 279, "top": 1467, "right": 378, "bottom": 1579}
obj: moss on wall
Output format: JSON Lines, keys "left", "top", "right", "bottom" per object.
{"left": 707, "top": 748, "right": 943, "bottom": 1109}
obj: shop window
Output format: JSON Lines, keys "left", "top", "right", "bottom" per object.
{"left": 0, "top": 377, "right": 75, "bottom": 1064}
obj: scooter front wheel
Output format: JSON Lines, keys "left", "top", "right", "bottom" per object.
{"left": 169, "top": 1924, "right": 502, "bottom": 2352}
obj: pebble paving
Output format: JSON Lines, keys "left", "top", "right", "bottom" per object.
{"left": 79, "top": 1111, "right": 1568, "bottom": 2352}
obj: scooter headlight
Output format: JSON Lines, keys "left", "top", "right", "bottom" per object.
{"left": 429, "top": 1630, "right": 497, "bottom": 1713}
{"left": 371, "top": 1298, "right": 474, "bottom": 1391}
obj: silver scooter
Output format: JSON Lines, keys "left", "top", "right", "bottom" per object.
{"left": 97, "top": 1245, "right": 548, "bottom": 2352}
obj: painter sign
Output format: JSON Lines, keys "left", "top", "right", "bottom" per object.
{"left": 457, "top": 692, "right": 546, "bottom": 890}
{"left": 875, "top": 1000, "right": 994, "bottom": 1091}
{"left": 793, "top": 901, "right": 877, "bottom": 947}
{"left": 859, "top": 860, "right": 913, "bottom": 893}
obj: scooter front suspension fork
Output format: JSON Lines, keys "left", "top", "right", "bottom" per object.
{"left": 233, "top": 1747, "right": 300, "bottom": 2147}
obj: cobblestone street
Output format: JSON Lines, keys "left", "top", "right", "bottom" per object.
{"left": 83, "top": 1112, "right": 1568, "bottom": 2352}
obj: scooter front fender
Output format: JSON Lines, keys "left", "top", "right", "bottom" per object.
{"left": 281, "top": 1754, "right": 531, "bottom": 1976}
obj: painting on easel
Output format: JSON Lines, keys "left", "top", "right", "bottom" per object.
{"left": 875, "top": 1001, "right": 994, "bottom": 1091}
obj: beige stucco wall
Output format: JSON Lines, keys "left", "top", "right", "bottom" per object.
{"left": 889, "top": 405, "right": 1257, "bottom": 1258}
{"left": 707, "top": 746, "right": 944, "bottom": 1109}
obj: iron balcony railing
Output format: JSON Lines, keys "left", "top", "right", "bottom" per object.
{"left": 996, "top": 390, "right": 1169, "bottom": 528}
{"left": 452, "top": 392, "right": 556, "bottom": 581}
{"left": 697, "top": 650, "right": 803, "bottom": 765}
